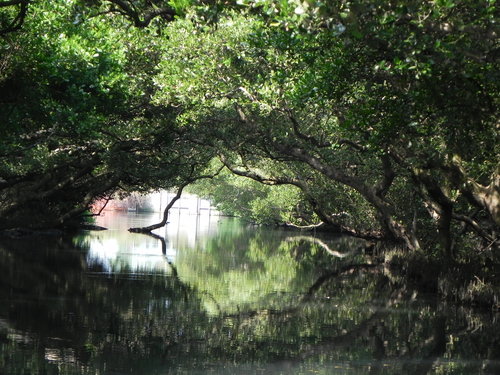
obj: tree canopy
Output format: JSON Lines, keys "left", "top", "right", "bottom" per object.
{"left": 0, "top": 0, "right": 498, "bottom": 259}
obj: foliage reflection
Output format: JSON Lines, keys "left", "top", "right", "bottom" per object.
{"left": 0, "top": 220, "right": 499, "bottom": 374}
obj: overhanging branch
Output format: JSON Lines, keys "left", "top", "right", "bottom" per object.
{"left": 105, "top": 0, "right": 176, "bottom": 27}
{"left": 0, "top": 0, "right": 29, "bottom": 35}
{"left": 128, "top": 164, "right": 224, "bottom": 233}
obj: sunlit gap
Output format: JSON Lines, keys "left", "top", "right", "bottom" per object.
{"left": 86, "top": 191, "right": 223, "bottom": 274}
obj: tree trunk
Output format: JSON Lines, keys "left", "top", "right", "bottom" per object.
{"left": 412, "top": 168, "right": 454, "bottom": 257}
{"left": 437, "top": 203, "right": 453, "bottom": 259}
{"left": 277, "top": 145, "right": 420, "bottom": 250}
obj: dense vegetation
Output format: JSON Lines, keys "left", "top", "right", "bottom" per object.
{"left": 0, "top": 2, "right": 498, "bottom": 268}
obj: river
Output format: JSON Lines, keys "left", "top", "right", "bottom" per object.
{"left": 0, "top": 212, "right": 499, "bottom": 374}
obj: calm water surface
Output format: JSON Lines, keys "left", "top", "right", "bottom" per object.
{"left": 0, "top": 212, "right": 499, "bottom": 374}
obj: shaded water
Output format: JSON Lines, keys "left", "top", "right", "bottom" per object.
{"left": 0, "top": 212, "right": 499, "bottom": 374}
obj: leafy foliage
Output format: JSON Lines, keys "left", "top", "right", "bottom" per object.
{"left": 0, "top": 0, "right": 498, "bottom": 260}
{"left": 0, "top": 1, "right": 215, "bottom": 229}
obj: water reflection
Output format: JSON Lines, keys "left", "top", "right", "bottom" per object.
{"left": 0, "top": 213, "right": 499, "bottom": 375}
{"left": 81, "top": 211, "right": 221, "bottom": 270}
